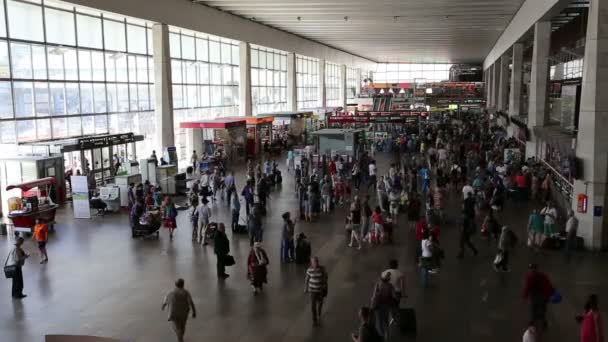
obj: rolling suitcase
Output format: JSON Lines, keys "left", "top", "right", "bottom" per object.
{"left": 398, "top": 307, "right": 417, "bottom": 335}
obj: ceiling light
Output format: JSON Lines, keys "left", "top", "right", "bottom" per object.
{"left": 399, "top": 88, "right": 406, "bottom": 94}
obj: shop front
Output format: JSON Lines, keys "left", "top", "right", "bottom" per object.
{"left": 179, "top": 119, "right": 247, "bottom": 169}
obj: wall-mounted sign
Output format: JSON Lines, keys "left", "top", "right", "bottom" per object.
{"left": 78, "top": 133, "right": 135, "bottom": 150}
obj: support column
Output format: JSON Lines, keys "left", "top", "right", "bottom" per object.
{"left": 355, "top": 68, "right": 362, "bottom": 96}
{"left": 152, "top": 23, "right": 174, "bottom": 149}
{"left": 239, "top": 42, "right": 252, "bottom": 116}
{"left": 340, "top": 64, "right": 347, "bottom": 109}
{"left": 318, "top": 59, "right": 326, "bottom": 108}
{"left": 498, "top": 54, "right": 510, "bottom": 112}
{"left": 485, "top": 69, "right": 491, "bottom": 108}
{"left": 573, "top": 0, "right": 608, "bottom": 250}
{"left": 492, "top": 62, "right": 500, "bottom": 108}
{"left": 526, "top": 21, "right": 551, "bottom": 158}
{"left": 509, "top": 43, "right": 524, "bottom": 118}
{"left": 287, "top": 52, "right": 297, "bottom": 111}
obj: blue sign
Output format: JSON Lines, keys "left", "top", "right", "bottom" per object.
{"left": 594, "top": 206, "right": 603, "bottom": 217}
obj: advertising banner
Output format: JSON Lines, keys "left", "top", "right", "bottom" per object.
{"left": 71, "top": 176, "right": 90, "bottom": 219}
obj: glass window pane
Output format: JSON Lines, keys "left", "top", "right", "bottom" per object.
{"left": 138, "top": 84, "right": 149, "bottom": 110}
{"left": 82, "top": 115, "right": 93, "bottom": 135}
{"left": 0, "top": 81, "right": 13, "bottom": 119}
{"left": 64, "top": 49, "right": 78, "bottom": 80}
{"left": 221, "top": 43, "right": 231, "bottom": 64}
{"left": 92, "top": 51, "right": 105, "bottom": 81}
{"left": 76, "top": 14, "right": 102, "bottom": 49}
{"left": 93, "top": 83, "right": 106, "bottom": 113}
{"left": 182, "top": 35, "right": 195, "bottom": 60}
{"left": 136, "top": 56, "right": 148, "bottom": 83}
{"left": 45, "top": 8, "right": 75, "bottom": 45}
{"left": 15, "top": 120, "right": 34, "bottom": 141}
{"left": 78, "top": 50, "right": 92, "bottom": 81}
{"left": 0, "top": 41, "right": 9, "bottom": 78}
{"left": 251, "top": 49, "right": 258, "bottom": 68}
{"left": 200, "top": 85, "right": 209, "bottom": 107}
{"left": 13, "top": 81, "right": 34, "bottom": 118}
{"left": 127, "top": 24, "right": 146, "bottom": 54}
{"left": 148, "top": 57, "right": 154, "bottom": 83}
{"left": 11, "top": 43, "right": 32, "bottom": 79}
{"left": 169, "top": 33, "right": 181, "bottom": 58}
{"left": 222, "top": 66, "right": 232, "bottom": 85}
{"left": 196, "top": 38, "right": 208, "bottom": 61}
{"left": 210, "top": 64, "right": 221, "bottom": 84}
{"left": 32, "top": 45, "right": 46, "bottom": 79}
{"left": 104, "top": 19, "right": 126, "bottom": 52}
{"left": 172, "top": 60, "right": 182, "bottom": 84}
{"left": 172, "top": 85, "right": 182, "bottom": 108}
{"left": 68, "top": 116, "right": 81, "bottom": 137}
{"left": 209, "top": 41, "right": 220, "bottom": 63}
{"left": 106, "top": 83, "right": 117, "bottom": 112}
{"left": 232, "top": 45, "right": 239, "bottom": 66}
{"left": 52, "top": 117, "right": 67, "bottom": 138}
{"left": 34, "top": 82, "right": 49, "bottom": 116}
{"left": 0, "top": 0, "right": 6, "bottom": 38}
{"left": 37, "top": 118, "right": 51, "bottom": 140}
{"left": 185, "top": 61, "right": 196, "bottom": 84}
{"left": 1, "top": 121, "right": 16, "bottom": 143}
{"left": 198, "top": 62, "right": 209, "bottom": 84}
{"left": 129, "top": 84, "right": 138, "bottom": 111}
{"left": 147, "top": 28, "right": 153, "bottom": 55}
{"left": 115, "top": 54, "right": 128, "bottom": 82}
{"left": 94, "top": 115, "right": 107, "bottom": 134}
{"left": 49, "top": 83, "right": 65, "bottom": 115}
{"left": 128, "top": 55, "right": 137, "bottom": 82}
{"left": 7, "top": 0, "right": 44, "bottom": 41}
{"left": 211, "top": 86, "right": 221, "bottom": 106}
{"left": 80, "top": 83, "right": 93, "bottom": 113}
{"left": 116, "top": 84, "right": 129, "bottom": 111}
{"left": 66, "top": 83, "right": 80, "bottom": 114}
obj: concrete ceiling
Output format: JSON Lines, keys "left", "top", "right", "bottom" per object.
{"left": 193, "top": 0, "right": 527, "bottom": 63}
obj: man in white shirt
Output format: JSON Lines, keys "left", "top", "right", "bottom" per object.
{"left": 540, "top": 201, "right": 558, "bottom": 236}
{"left": 565, "top": 209, "right": 579, "bottom": 258}
{"left": 462, "top": 183, "right": 474, "bottom": 200}
{"left": 495, "top": 162, "right": 507, "bottom": 179}
{"left": 368, "top": 161, "right": 377, "bottom": 191}
{"left": 196, "top": 199, "right": 212, "bottom": 245}
{"left": 381, "top": 259, "right": 405, "bottom": 301}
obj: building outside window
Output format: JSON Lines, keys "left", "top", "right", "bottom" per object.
{"left": 0, "top": 0, "right": 155, "bottom": 158}
{"left": 374, "top": 63, "right": 452, "bottom": 83}
{"left": 251, "top": 45, "right": 286, "bottom": 115}
{"left": 325, "top": 61, "right": 341, "bottom": 107}
{"left": 346, "top": 66, "right": 359, "bottom": 101}
{"left": 169, "top": 26, "right": 239, "bottom": 163}
{"left": 296, "top": 55, "right": 319, "bottom": 110}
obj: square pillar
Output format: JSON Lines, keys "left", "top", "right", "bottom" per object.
{"left": 526, "top": 21, "right": 551, "bottom": 158}
{"left": 486, "top": 66, "right": 493, "bottom": 108}
{"left": 355, "top": 68, "right": 362, "bottom": 96}
{"left": 340, "top": 64, "right": 347, "bottom": 109}
{"left": 498, "top": 54, "right": 510, "bottom": 112}
{"left": 509, "top": 43, "right": 524, "bottom": 118}
{"left": 573, "top": 0, "right": 608, "bottom": 250}
{"left": 239, "top": 42, "right": 252, "bottom": 116}
{"left": 287, "top": 52, "right": 297, "bottom": 112}
{"left": 492, "top": 62, "right": 500, "bottom": 108}
{"left": 318, "top": 60, "right": 326, "bottom": 108}
{"left": 152, "top": 23, "right": 174, "bottom": 149}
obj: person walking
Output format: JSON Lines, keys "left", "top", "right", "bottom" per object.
{"left": 348, "top": 197, "right": 362, "bottom": 249}
{"left": 523, "top": 263, "right": 554, "bottom": 330}
{"left": 381, "top": 259, "right": 405, "bottom": 308}
{"left": 362, "top": 195, "right": 372, "bottom": 243}
{"left": 162, "top": 278, "right": 196, "bottom": 342}
{"left": 231, "top": 190, "right": 241, "bottom": 232}
{"left": 370, "top": 273, "right": 397, "bottom": 339}
{"left": 224, "top": 171, "right": 236, "bottom": 204}
{"left": 540, "top": 201, "right": 558, "bottom": 238}
{"left": 281, "top": 212, "right": 295, "bottom": 263}
{"left": 577, "top": 294, "right": 604, "bottom": 342}
{"left": 457, "top": 216, "right": 478, "bottom": 258}
{"left": 247, "top": 207, "right": 263, "bottom": 246}
{"left": 6, "top": 237, "right": 29, "bottom": 299}
{"left": 190, "top": 150, "right": 198, "bottom": 171}
{"left": 494, "top": 225, "right": 513, "bottom": 272}
{"left": 565, "top": 209, "right": 579, "bottom": 259}
{"left": 247, "top": 242, "right": 269, "bottom": 294}
{"left": 304, "top": 256, "right": 328, "bottom": 327}
{"left": 214, "top": 223, "right": 230, "bottom": 279}
{"left": 241, "top": 181, "right": 255, "bottom": 216}
{"left": 33, "top": 218, "right": 49, "bottom": 264}
{"left": 162, "top": 196, "right": 178, "bottom": 240}
{"left": 527, "top": 209, "right": 545, "bottom": 248}
{"left": 196, "top": 198, "right": 212, "bottom": 245}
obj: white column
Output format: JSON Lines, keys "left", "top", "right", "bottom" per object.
{"left": 485, "top": 69, "right": 491, "bottom": 108}
{"left": 509, "top": 43, "right": 524, "bottom": 118}
{"left": 488, "top": 64, "right": 496, "bottom": 108}
{"left": 573, "top": 0, "right": 608, "bottom": 250}
{"left": 318, "top": 59, "right": 326, "bottom": 108}
{"left": 287, "top": 52, "right": 297, "bottom": 111}
{"left": 239, "top": 42, "right": 252, "bottom": 116}
{"left": 340, "top": 64, "right": 347, "bottom": 109}
{"left": 152, "top": 23, "right": 174, "bottom": 149}
{"left": 526, "top": 21, "right": 551, "bottom": 158}
{"left": 355, "top": 68, "right": 362, "bottom": 96}
{"left": 497, "top": 54, "right": 510, "bottom": 112}
{"left": 492, "top": 62, "right": 500, "bottom": 108}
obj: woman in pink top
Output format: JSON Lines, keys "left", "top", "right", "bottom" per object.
{"left": 578, "top": 294, "right": 604, "bottom": 342}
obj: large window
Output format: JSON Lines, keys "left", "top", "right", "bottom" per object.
{"left": 296, "top": 55, "right": 318, "bottom": 110}
{"left": 169, "top": 27, "right": 240, "bottom": 163}
{"left": 346, "top": 67, "right": 360, "bottom": 101}
{"left": 0, "top": 0, "right": 155, "bottom": 157}
{"left": 325, "top": 62, "right": 341, "bottom": 107}
{"left": 251, "top": 45, "right": 286, "bottom": 115}
{"left": 374, "top": 63, "right": 452, "bottom": 83}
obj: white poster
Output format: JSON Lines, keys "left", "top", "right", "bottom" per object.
{"left": 71, "top": 175, "right": 91, "bottom": 219}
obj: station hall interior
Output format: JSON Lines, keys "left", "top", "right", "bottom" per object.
{"left": 1, "top": 0, "right": 608, "bottom": 341}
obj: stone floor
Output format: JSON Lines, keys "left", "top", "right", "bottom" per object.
{"left": 1, "top": 153, "right": 607, "bottom": 342}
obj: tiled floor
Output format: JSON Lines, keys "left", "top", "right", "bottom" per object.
{"left": 1, "top": 154, "right": 606, "bottom": 342}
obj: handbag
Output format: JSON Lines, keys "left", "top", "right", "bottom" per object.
{"left": 4, "top": 251, "right": 17, "bottom": 279}
{"left": 224, "top": 254, "right": 236, "bottom": 266}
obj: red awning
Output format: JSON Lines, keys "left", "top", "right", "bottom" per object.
{"left": 180, "top": 119, "right": 246, "bottom": 129}
{"left": 6, "top": 177, "right": 57, "bottom": 192}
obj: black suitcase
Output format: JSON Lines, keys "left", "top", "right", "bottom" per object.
{"left": 398, "top": 307, "right": 417, "bottom": 335}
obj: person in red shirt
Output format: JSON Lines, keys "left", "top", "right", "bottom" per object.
{"left": 33, "top": 218, "right": 49, "bottom": 264}
{"left": 522, "top": 263, "right": 554, "bottom": 329}
{"left": 515, "top": 171, "right": 529, "bottom": 200}
{"left": 372, "top": 207, "right": 384, "bottom": 244}
{"left": 415, "top": 217, "right": 428, "bottom": 242}
{"left": 329, "top": 160, "right": 337, "bottom": 176}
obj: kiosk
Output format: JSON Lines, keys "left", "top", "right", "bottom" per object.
{"left": 257, "top": 111, "right": 313, "bottom": 146}
{"left": 5, "top": 177, "right": 59, "bottom": 235}
{"left": 310, "top": 128, "right": 364, "bottom": 158}
{"left": 180, "top": 119, "right": 247, "bottom": 169}
{"left": 222, "top": 116, "right": 274, "bottom": 156}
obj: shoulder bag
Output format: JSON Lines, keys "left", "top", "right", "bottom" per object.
{"left": 4, "top": 250, "right": 17, "bottom": 279}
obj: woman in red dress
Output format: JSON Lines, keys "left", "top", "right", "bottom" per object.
{"left": 247, "top": 242, "right": 269, "bottom": 294}
{"left": 578, "top": 294, "right": 604, "bottom": 342}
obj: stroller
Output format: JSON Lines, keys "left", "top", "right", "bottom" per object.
{"left": 132, "top": 212, "right": 161, "bottom": 239}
